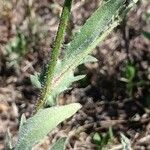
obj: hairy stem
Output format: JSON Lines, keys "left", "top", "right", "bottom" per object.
{"left": 35, "top": 0, "right": 73, "bottom": 113}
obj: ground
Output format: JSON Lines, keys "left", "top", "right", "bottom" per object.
{"left": 0, "top": 0, "right": 150, "bottom": 150}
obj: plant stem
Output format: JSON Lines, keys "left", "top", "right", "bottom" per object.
{"left": 35, "top": 0, "right": 73, "bottom": 113}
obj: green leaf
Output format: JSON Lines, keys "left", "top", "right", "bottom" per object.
{"left": 62, "top": 0, "right": 126, "bottom": 70}
{"left": 30, "top": 73, "right": 42, "bottom": 88}
{"left": 46, "top": 0, "right": 133, "bottom": 105}
{"left": 108, "top": 127, "right": 114, "bottom": 140}
{"left": 93, "top": 132, "right": 101, "bottom": 145}
{"left": 80, "top": 55, "right": 98, "bottom": 65}
{"left": 101, "top": 132, "right": 111, "bottom": 147}
{"left": 34, "top": 59, "right": 86, "bottom": 106}
{"left": 4, "top": 129, "right": 13, "bottom": 150}
{"left": 93, "top": 128, "right": 114, "bottom": 148}
{"left": 132, "top": 0, "right": 139, "bottom": 4}
{"left": 50, "top": 138, "right": 67, "bottom": 150}
{"left": 126, "top": 65, "right": 136, "bottom": 81}
{"left": 19, "top": 114, "right": 26, "bottom": 132}
{"left": 143, "top": 31, "right": 150, "bottom": 40}
{"left": 6, "top": 32, "right": 27, "bottom": 56}
{"left": 15, "top": 103, "right": 81, "bottom": 150}
{"left": 31, "top": 59, "right": 86, "bottom": 106}
{"left": 47, "top": 69, "right": 85, "bottom": 106}
{"left": 121, "top": 133, "right": 132, "bottom": 150}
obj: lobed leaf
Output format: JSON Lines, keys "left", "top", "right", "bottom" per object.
{"left": 48, "top": 0, "right": 131, "bottom": 105}
{"left": 62, "top": 0, "right": 124, "bottom": 68}
{"left": 31, "top": 0, "right": 136, "bottom": 106}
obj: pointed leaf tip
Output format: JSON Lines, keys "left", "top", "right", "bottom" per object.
{"left": 15, "top": 103, "right": 81, "bottom": 150}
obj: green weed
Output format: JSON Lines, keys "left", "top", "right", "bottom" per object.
{"left": 5, "top": 32, "right": 28, "bottom": 70}
{"left": 121, "top": 62, "right": 149, "bottom": 97}
{"left": 6, "top": 32, "right": 28, "bottom": 56}
{"left": 93, "top": 128, "right": 114, "bottom": 150}
{"left": 4, "top": 0, "right": 137, "bottom": 149}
